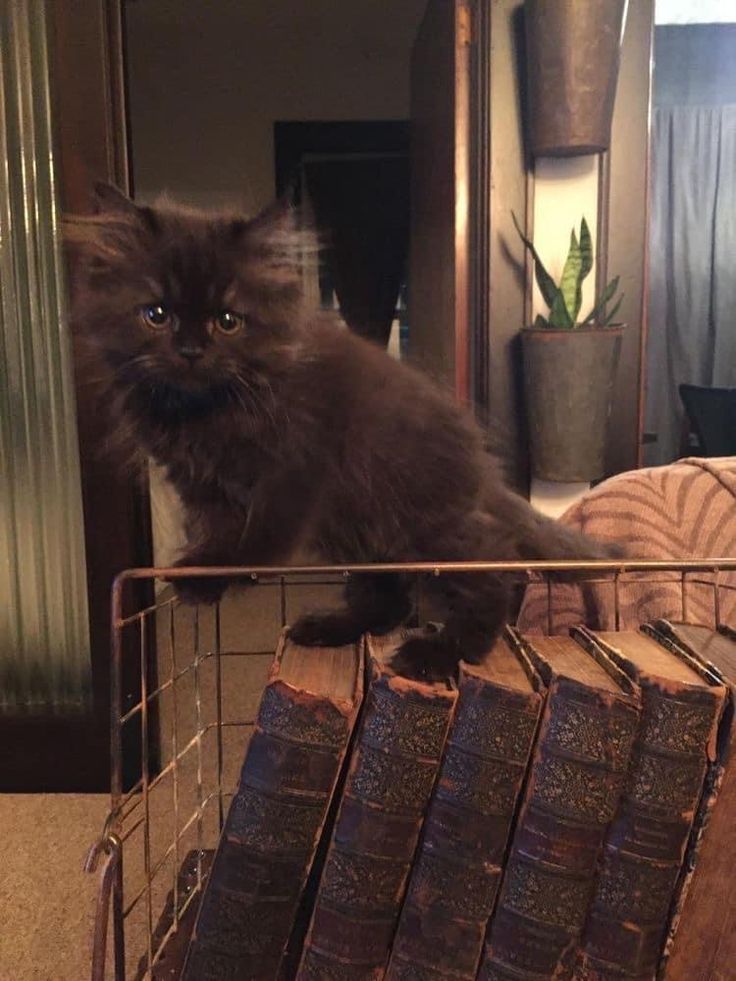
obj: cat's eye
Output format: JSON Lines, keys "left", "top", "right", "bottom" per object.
{"left": 214, "top": 310, "right": 244, "bottom": 335}
{"left": 140, "top": 303, "right": 174, "bottom": 331}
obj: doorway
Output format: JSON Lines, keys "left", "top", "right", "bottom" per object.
{"left": 274, "top": 119, "right": 410, "bottom": 355}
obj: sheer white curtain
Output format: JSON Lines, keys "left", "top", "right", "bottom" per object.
{"left": 644, "top": 104, "right": 736, "bottom": 464}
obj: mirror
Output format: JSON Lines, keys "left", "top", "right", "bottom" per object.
{"left": 123, "top": 0, "right": 474, "bottom": 564}
{"left": 124, "top": 1, "right": 428, "bottom": 359}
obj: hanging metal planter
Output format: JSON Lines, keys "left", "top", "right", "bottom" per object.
{"left": 512, "top": 215, "right": 624, "bottom": 482}
{"left": 524, "top": 0, "right": 629, "bottom": 157}
{"left": 522, "top": 325, "right": 623, "bottom": 482}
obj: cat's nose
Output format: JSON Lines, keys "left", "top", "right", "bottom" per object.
{"left": 177, "top": 345, "right": 204, "bottom": 364}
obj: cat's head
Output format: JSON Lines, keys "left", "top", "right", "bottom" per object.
{"left": 64, "top": 184, "right": 316, "bottom": 421}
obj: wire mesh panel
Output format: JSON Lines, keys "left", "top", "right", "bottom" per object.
{"left": 86, "top": 559, "right": 736, "bottom": 981}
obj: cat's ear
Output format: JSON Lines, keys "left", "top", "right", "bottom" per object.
{"left": 93, "top": 181, "right": 163, "bottom": 237}
{"left": 236, "top": 196, "right": 320, "bottom": 259}
{"left": 92, "top": 181, "right": 139, "bottom": 217}
{"left": 231, "top": 197, "right": 318, "bottom": 304}
{"left": 235, "top": 196, "right": 297, "bottom": 242}
{"left": 61, "top": 184, "right": 149, "bottom": 276}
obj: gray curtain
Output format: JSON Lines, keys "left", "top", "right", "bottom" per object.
{"left": 644, "top": 105, "right": 736, "bottom": 465}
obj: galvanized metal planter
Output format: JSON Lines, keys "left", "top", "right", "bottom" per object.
{"left": 522, "top": 326, "right": 623, "bottom": 482}
{"left": 524, "top": 0, "right": 628, "bottom": 157}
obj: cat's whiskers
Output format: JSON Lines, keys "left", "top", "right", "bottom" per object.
{"left": 227, "top": 382, "right": 251, "bottom": 419}
{"left": 227, "top": 365, "right": 280, "bottom": 432}
{"left": 116, "top": 351, "right": 165, "bottom": 385}
{"left": 253, "top": 372, "right": 280, "bottom": 419}
{"left": 224, "top": 371, "right": 264, "bottom": 426}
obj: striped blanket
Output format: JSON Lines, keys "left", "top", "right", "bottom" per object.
{"left": 517, "top": 457, "right": 736, "bottom": 634}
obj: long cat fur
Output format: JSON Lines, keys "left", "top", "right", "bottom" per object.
{"left": 64, "top": 185, "right": 616, "bottom": 679}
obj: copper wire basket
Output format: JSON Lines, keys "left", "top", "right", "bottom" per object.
{"left": 85, "top": 559, "right": 736, "bottom": 981}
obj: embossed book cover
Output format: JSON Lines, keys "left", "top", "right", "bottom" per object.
{"left": 182, "top": 630, "right": 364, "bottom": 980}
{"left": 572, "top": 625, "right": 726, "bottom": 980}
{"left": 631, "top": 621, "right": 734, "bottom": 981}
{"left": 386, "top": 627, "right": 545, "bottom": 980}
{"left": 479, "top": 629, "right": 640, "bottom": 980}
{"left": 296, "top": 630, "right": 457, "bottom": 980}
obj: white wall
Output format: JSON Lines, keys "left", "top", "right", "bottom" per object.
{"left": 528, "top": 157, "right": 600, "bottom": 516}
{"left": 655, "top": 0, "right": 736, "bottom": 23}
{"left": 530, "top": 157, "right": 600, "bottom": 323}
{"left": 125, "top": 0, "right": 426, "bottom": 213}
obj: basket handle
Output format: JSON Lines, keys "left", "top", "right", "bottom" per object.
{"left": 84, "top": 832, "right": 123, "bottom": 981}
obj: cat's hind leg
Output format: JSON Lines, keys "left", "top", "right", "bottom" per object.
{"left": 289, "top": 573, "right": 413, "bottom": 646}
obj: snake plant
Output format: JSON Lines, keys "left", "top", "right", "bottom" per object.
{"left": 512, "top": 213, "right": 623, "bottom": 329}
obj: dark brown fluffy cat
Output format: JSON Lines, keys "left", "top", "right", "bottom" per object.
{"left": 65, "top": 185, "right": 614, "bottom": 679}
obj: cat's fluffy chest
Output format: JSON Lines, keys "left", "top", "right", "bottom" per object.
{"left": 155, "top": 426, "right": 260, "bottom": 517}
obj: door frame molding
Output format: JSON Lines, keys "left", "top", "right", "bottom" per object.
{"left": 0, "top": 0, "right": 154, "bottom": 791}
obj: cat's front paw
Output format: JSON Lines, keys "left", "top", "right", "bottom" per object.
{"left": 168, "top": 554, "right": 234, "bottom": 605}
{"left": 390, "top": 635, "right": 461, "bottom": 683}
{"left": 171, "top": 574, "right": 229, "bottom": 606}
{"left": 289, "top": 611, "right": 365, "bottom": 647}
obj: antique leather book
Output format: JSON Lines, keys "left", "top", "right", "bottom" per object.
{"left": 572, "top": 625, "right": 726, "bottom": 980}
{"left": 479, "top": 628, "right": 640, "bottom": 980}
{"left": 296, "top": 630, "right": 457, "bottom": 980}
{"left": 643, "top": 620, "right": 736, "bottom": 981}
{"left": 182, "top": 630, "right": 364, "bottom": 981}
{"left": 386, "top": 628, "right": 545, "bottom": 980}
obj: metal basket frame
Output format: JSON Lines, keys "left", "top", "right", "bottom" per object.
{"left": 85, "top": 558, "right": 736, "bottom": 981}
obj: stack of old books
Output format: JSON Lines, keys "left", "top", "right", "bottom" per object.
{"left": 176, "top": 620, "right": 736, "bottom": 980}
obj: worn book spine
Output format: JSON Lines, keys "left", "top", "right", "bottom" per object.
{"left": 573, "top": 624, "right": 725, "bottom": 981}
{"left": 182, "top": 633, "right": 362, "bottom": 981}
{"left": 643, "top": 621, "right": 735, "bottom": 981}
{"left": 296, "top": 640, "right": 457, "bottom": 980}
{"left": 479, "top": 630, "right": 640, "bottom": 981}
{"left": 386, "top": 637, "right": 545, "bottom": 979}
